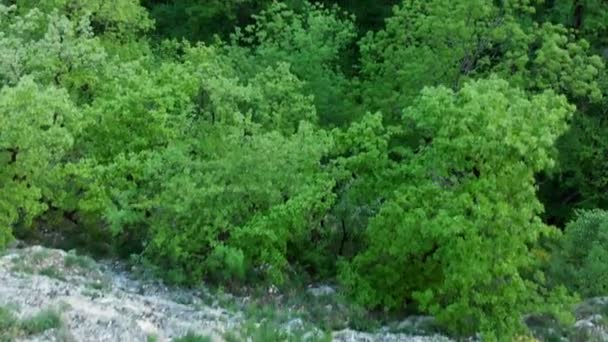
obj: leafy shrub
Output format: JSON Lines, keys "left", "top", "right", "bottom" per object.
{"left": 230, "top": 1, "right": 358, "bottom": 126}
{"left": 203, "top": 245, "right": 246, "bottom": 284}
{"left": 341, "top": 78, "right": 575, "bottom": 339}
{"left": 71, "top": 44, "right": 336, "bottom": 284}
{"left": 550, "top": 209, "right": 608, "bottom": 297}
{"left": 0, "top": 77, "right": 79, "bottom": 249}
{"left": 1, "top": 0, "right": 606, "bottom": 338}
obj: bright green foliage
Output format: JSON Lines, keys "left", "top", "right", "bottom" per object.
{"left": 550, "top": 210, "right": 608, "bottom": 297}
{"left": 91, "top": 121, "right": 335, "bottom": 284}
{"left": 13, "top": 0, "right": 153, "bottom": 36}
{"left": 510, "top": 23, "right": 604, "bottom": 102}
{"left": 247, "top": 63, "right": 318, "bottom": 134}
{"left": 230, "top": 2, "right": 357, "bottom": 126}
{"left": 0, "top": 78, "right": 79, "bottom": 249}
{"left": 358, "top": 0, "right": 606, "bottom": 232}
{"left": 358, "top": 0, "right": 519, "bottom": 119}
{"left": 359, "top": 0, "right": 604, "bottom": 122}
{"left": 326, "top": 112, "right": 396, "bottom": 259}
{"left": 72, "top": 43, "right": 335, "bottom": 284}
{"left": 0, "top": 4, "right": 107, "bottom": 91}
{"left": 2, "top": 0, "right": 608, "bottom": 337}
{"left": 77, "top": 58, "right": 198, "bottom": 160}
{"left": 3, "top": 0, "right": 151, "bottom": 64}
{"left": 341, "top": 78, "right": 574, "bottom": 338}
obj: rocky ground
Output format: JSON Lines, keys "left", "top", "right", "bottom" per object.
{"left": 1, "top": 245, "right": 607, "bottom": 341}
{"left": 0, "top": 246, "right": 452, "bottom": 342}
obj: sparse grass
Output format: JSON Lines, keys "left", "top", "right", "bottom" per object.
{"left": 87, "top": 280, "right": 107, "bottom": 291}
{"left": 0, "top": 306, "right": 18, "bottom": 340}
{"left": 82, "top": 276, "right": 112, "bottom": 293}
{"left": 236, "top": 285, "right": 383, "bottom": 333}
{"left": 222, "top": 293, "right": 334, "bottom": 342}
{"left": 0, "top": 306, "right": 63, "bottom": 341}
{"left": 525, "top": 314, "right": 568, "bottom": 342}
{"left": 19, "top": 309, "right": 62, "bottom": 335}
{"left": 173, "top": 331, "right": 212, "bottom": 342}
{"left": 123, "top": 260, "right": 381, "bottom": 338}
{"left": 224, "top": 319, "right": 331, "bottom": 342}
{"left": 146, "top": 334, "right": 159, "bottom": 342}
{"left": 238, "top": 320, "right": 292, "bottom": 342}
{"left": 31, "top": 249, "right": 51, "bottom": 264}
{"left": 64, "top": 251, "right": 95, "bottom": 271}
{"left": 193, "top": 282, "right": 390, "bottom": 340}
{"left": 172, "top": 292, "right": 194, "bottom": 305}
{"left": 10, "top": 256, "right": 34, "bottom": 274}
{"left": 601, "top": 315, "right": 608, "bottom": 327}
{"left": 569, "top": 329, "right": 608, "bottom": 342}
{"left": 39, "top": 266, "right": 66, "bottom": 281}
{"left": 600, "top": 302, "right": 608, "bottom": 318}
{"left": 80, "top": 287, "right": 102, "bottom": 299}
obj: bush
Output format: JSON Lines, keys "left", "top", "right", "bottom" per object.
{"left": 550, "top": 209, "right": 608, "bottom": 297}
{"left": 340, "top": 79, "right": 575, "bottom": 339}
{"left": 0, "top": 78, "right": 79, "bottom": 249}
{"left": 75, "top": 46, "right": 336, "bottom": 285}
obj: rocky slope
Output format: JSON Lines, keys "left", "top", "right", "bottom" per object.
{"left": 0, "top": 246, "right": 452, "bottom": 342}
{"left": 2, "top": 246, "right": 607, "bottom": 341}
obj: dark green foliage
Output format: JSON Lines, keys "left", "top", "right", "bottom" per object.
{"left": 143, "top": 0, "right": 275, "bottom": 42}
{"left": 541, "top": 111, "right": 608, "bottom": 225}
{"left": 318, "top": 0, "right": 400, "bottom": 33}
{"left": 550, "top": 210, "right": 608, "bottom": 297}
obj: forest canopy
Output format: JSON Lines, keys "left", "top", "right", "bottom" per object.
{"left": 1, "top": 0, "right": 607, "bottom": 339}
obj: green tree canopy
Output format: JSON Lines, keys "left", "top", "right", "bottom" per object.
{"left": 341, "top": 78, "right": 574, "bottom": 338}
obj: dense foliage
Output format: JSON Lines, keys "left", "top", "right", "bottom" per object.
{"left": 342, "top": 79, "right": 575, "bottom": 337}
{"left": 550, "top": 209, "right": 608, "bottom": 298}
{"left": 1, "top": 0, "right": 607, "bottom": 339}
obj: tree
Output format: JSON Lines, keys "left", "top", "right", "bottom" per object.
{"left": 13, "top": 0, "right": 153, "bottom": 37}
{"left": 229, "top": 2, "right": 358, "bottom": 127}
{"left": 73, "top": 43, "right": 336, "bottom": 284}
{"left": 358, "top": 0, "right": 604, "bottom": 122}
{"left": 341, "top": 78, "right": 575, "bottom": 338}
{"left": 143, "top": 0, "right": 274, "bottom": 42}
{"left": 537, "top": 0, "right": 608, "bottom": 51}
{"left": 358, "top": 0, "right": 606, "bottom": 228}
{"left": 0, "top": 77, "right": 79, "bottom": 248}
{"left": 0, "top": 4, "right": 107, "bottom": 93}
{"left": 550, "top": 209, "right": 608, "bottom": 297}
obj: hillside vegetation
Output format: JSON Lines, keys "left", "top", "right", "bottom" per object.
{"left": 1, "top": 0, "right": 607, "bottom": 340}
